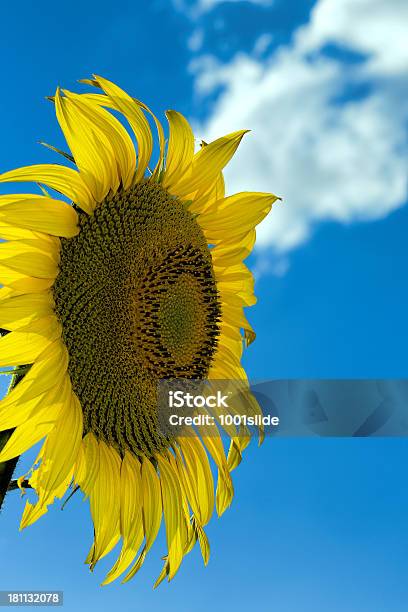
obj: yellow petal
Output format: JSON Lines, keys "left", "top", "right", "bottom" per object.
{"left": 19, "top": 389, "right": 84, "bottom": 530}
{"left": 20, "top": 500, "right": 48, "bottom": 528}
{"left": 199, "top": 192, "right": 278, "bottom": 241}
{"left": 216, "top": 260, "right": 254, "bottom": 283}
{"left": 122, "top": 457, "right": 162, "bottom": 583}
{"left": 55, "top": 88, "right": 115, "bottom": 205}
{"left": 188, "top": 139, "right": 226, "bottom": 214}
{"left": 189, "top": 171, "right": 225, "bottom": 214}
{"left": 0, "top": 164, "right": 94, "bottom": 213}
{"left": 162, "top": 111, "right": 194, "bottom": 188}
{"left": 220, "top": 308, "right": 256, "bottom": 348}
{"left": 64, "top": 91, "right": 136, "bottom": 190}
{"left": 176, "top": 437, "right": 214, "bottom": 526}
{"left": 196, "top": 419, "right": 234, "bottom": 516}
{"left": 74, "top": 432, "right": 100, "bottom": 495}
{"left": 0, "top": 340, "right": 67, "bottom": 413}
{"left": 0, "top": 223, "right": 59, "bottom": 249}
{"left": 211, "top": 229, "right": 256, "bottom": 266}
{"left": 0, "top": 195, "right": 79, "bottom": 237}
{"left": 170, "top": 130, "right": 248, "bottom": 199}
{"left": 87, "top": 441, "right": 121, "bottom": 567}
{"left": 0, "top": 345, "right": 70, "bottom": 429}
{"left": 0, "top": 374, "right": 71, "bottom": 462}
{"left": 0, "top": 391, "right": 43, "bottom": 431}
{"left": 156, "top": 455, "right": 184, "bottom": 582}
{"left": 92, "top": 75, "right": 153, "bottom": 183}
{"left": 0, "top": 222, "right": 41, "bottom": 241}
{"left": 20, "top": 467, "right": 73, "bottom": 529}
{"left": 135, "top": 98, "right": 165, "bottom": 179}
{"left": 81, "top": 81, "right": 164, "bottom": 180}
{"left": 29, "top": 391, "right": 83, "bottom": 507}
{"left": 0, "top": 286, "right": 15, "bottom": 300}
{"left": 192, "top": 517, "right": 210, "bottom": 566}
{"left": 0, "top": 290, "right": 55, "bottom": 331}
{"left": 102, "top": 452, "right": 144, "bottom": 585}
{"left": 0, "top": 266, "right": 55, "bottom": 293}
{"left": 0, "top": 240, "right": 59, "bottom": 279}
{"left": 209, "top": 357, "right": 247, "bottom": 380}
{"left": 0, "top": 316, "right": 61, "bottom": 366}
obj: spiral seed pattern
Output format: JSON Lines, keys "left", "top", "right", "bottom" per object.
{"left": 53, "top": 181, "right": 221, "bottom": 457}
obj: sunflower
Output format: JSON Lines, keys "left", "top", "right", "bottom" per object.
{"left": 0, "top": 76, "right": 278, "bottom": 586}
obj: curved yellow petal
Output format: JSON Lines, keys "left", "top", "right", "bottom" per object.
{"left": 28, "top": 391, "right": 82, "bottom": 508}
{"left": 65, "top": 91, "right": 136, "bottom": 191}
{"left": 169, "top": 130, "right": 248, "bottom": 199}
{"left": 0, "top": 164, "right": 94, "bottom": 213}
{"left": 102, "top": 452, "right": 144, "bottom": 585}
{"left": 192, "top": 517, "right": 210, "bottom": 566}
{"left": 55, "top": 88, "right": 115, "bottom": 205}
{"left": 20, "top": 467, "right": 73, "bottom": 529}
{"left": 0, "top": 290, "right": 55, "bottom": 331}
{"left": 20, "top": 438, "right": 74, "bottom": 528}
{"left": 19, "top": 389, "right": 84, "bottom": 530}
{"left": 0, "top": 374, "right": 71, "bottom": 462}
{"left": 217, "top": 263, "right": 257, "bottom": 308}
{"left": 226, "top": 309, "right": 255, "bottom": 347}
{"left": 87, "top": 441, "right": 121, "bottom": 568}
{"left": 0, "top": 222, "right": 43, "bottom": 242}
{"left": 162, "top": 111, "right": 194, "bottom": 188}
{"left": 0, "top": 316, "right": 61, "bottom": 366}
{"left": 0, "top": 240, "right": 59, "bottom": 279}
{"left": 0, "top": 389, "right": 46, "bottom": 431}
{"left": 196, "top": 421, "right": 234, "bottom": 517}
{"left": 74, "top": 432, "right": 100, "bottom": 495}
{"left": 81, "top": 85, "right": 165, "bottom": 181}
{"left": 122, "top": 457, "right": 162, "bottom": 583}
{"left": 211, "top": 230, "right": 256, "bottom": 267}
{"left": 156, "top": 454, "right": 185, "bottom": 582}
{"left": 91, "top": 75, "right": 153, "bottom": 183}
{"left": 0, "top": 195, "right": 79, "bottom": 238}
{"left": 0, "top": 340, "right": 67, "bottom": 414}
{"left": 135, "top": 98, "right": 165, "bottom": 179}
{"left": 189, "top": 171, "right": 225, "bottom": 214}
{"left": 199, "top": 192, "right": 278, "bottom": 241}
{"left": 209, "top": 357, "right": 247, "bottom": 380}
{"left": 0, "top": 266, "right": 55, "bottom": 293}
{"left": 176, "top": 437, "right": 214, "bottom": 526}
{"left": 0, "top": 287, "right": 15, "bottom": 300}
{"left": 0, "top": 224, "right": 60, "bottom": 253}
{"left": 216, "top": 260, "right": 254, "bottom": 282}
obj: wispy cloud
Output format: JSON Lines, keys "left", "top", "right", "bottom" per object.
{"left": 173, "top": 0, "right": 273, "bottom": 20}
{"left": 187, "top": 27, "right": 205, "bottom": 52}
{"left": 189, "top": 0, "right": 408, "bottom": 265}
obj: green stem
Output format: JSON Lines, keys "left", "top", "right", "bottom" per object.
{"left": 0, "top": 437, "right": 18, "bottom": 510}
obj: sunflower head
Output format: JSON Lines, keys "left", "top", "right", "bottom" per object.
{"left": 0, "top": 75, "right": 279, "bottom": 586}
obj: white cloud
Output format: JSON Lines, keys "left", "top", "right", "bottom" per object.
{"left": 296, "top": 0, "right": 408, "bottom": 76}
{"left": 198, "top": 0, "right": 273, "bottom": 12}
{"left": 253, "top": 33, "right": 273, "bottom": 57}
{"left": 190, "top": 0, "right": 408, "bottom": 259}
{"left": 187, "top": 28, "right": 205, "bottom": 52}
{"left": 174, "top": 0, "right": 273, "bottom": 20}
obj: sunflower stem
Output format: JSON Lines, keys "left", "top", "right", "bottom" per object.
{"left": 0, "top": 434, "right": 19, "bottom": 511}
{"left": 7, "top": 479, "right": 31, "bottom": 492}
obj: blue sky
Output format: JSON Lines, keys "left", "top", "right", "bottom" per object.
{"left": 1, "top": 1, "right": 407, "bottom": 610}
